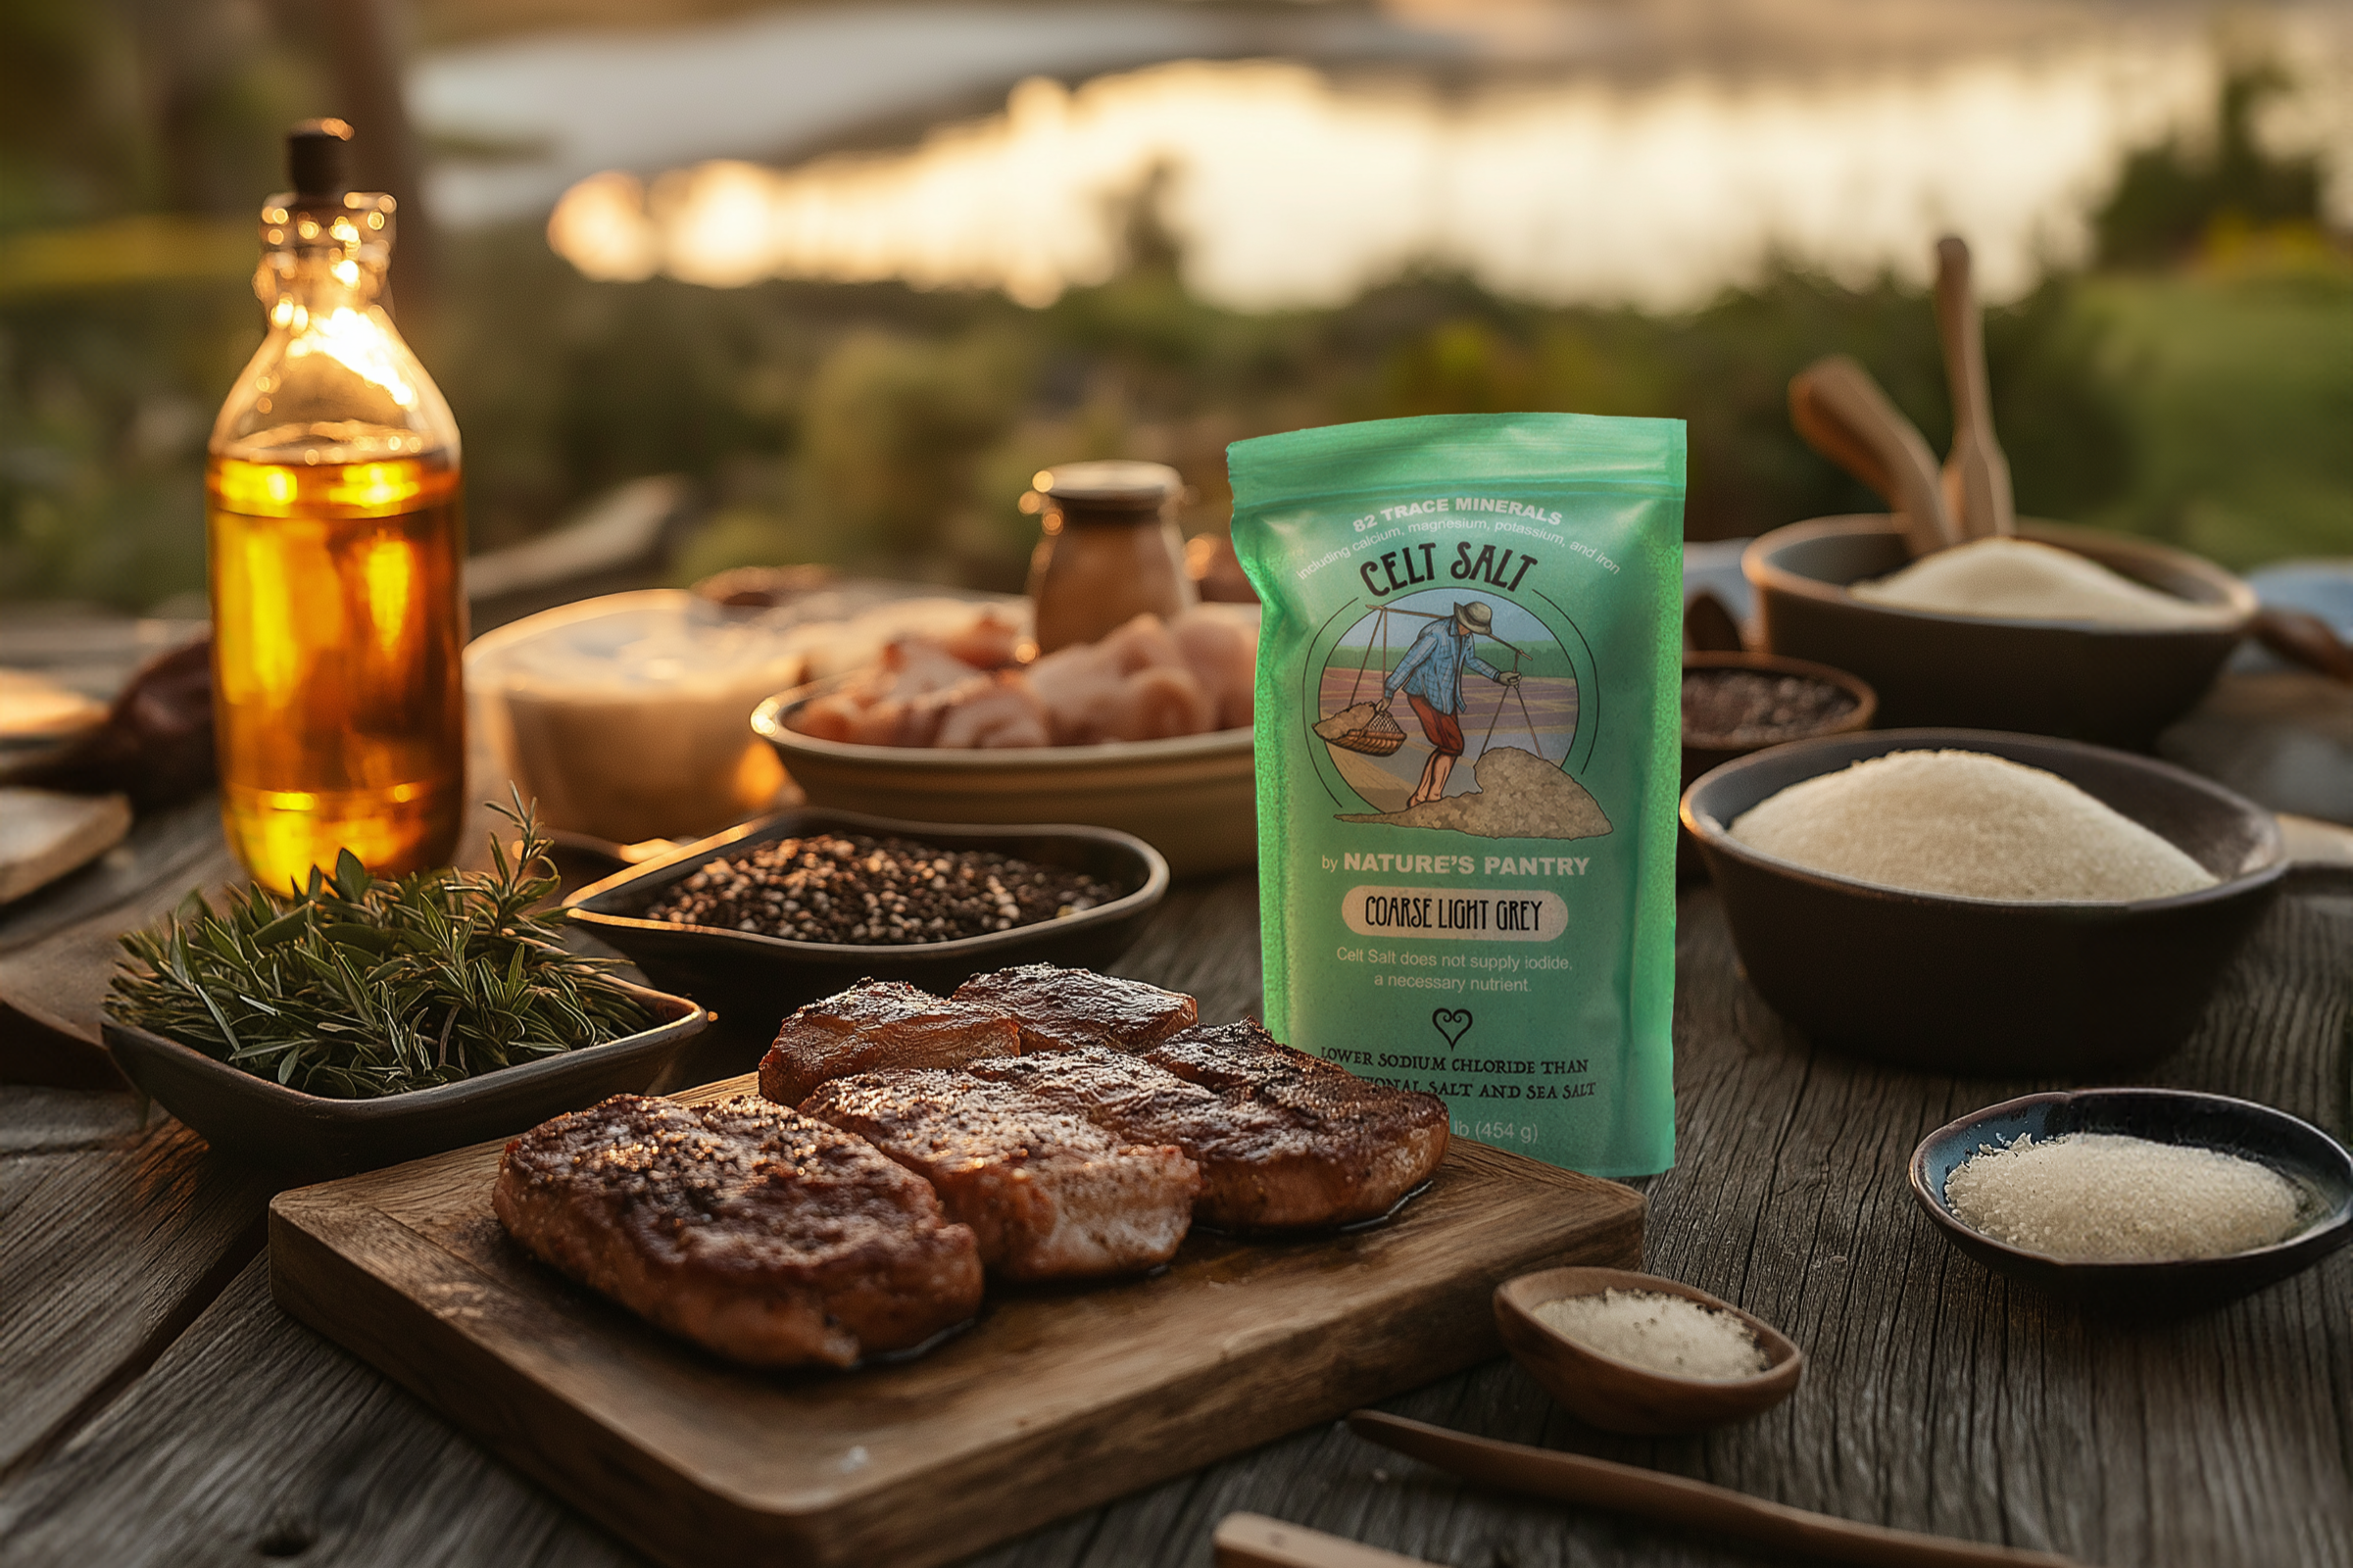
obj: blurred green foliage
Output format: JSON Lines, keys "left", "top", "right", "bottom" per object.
{"left": 2, "top": 18, "right": 2345, "bottom": 611}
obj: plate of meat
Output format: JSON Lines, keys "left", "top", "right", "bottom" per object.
{"left": 751, "top": 604, "right": 1259, "bottom": 878}
{"left": 268, "top": 964, "right": 1644, "bottom": 1567}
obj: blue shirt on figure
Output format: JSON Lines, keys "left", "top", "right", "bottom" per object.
{"left": 1383, "top": 620, "right": 1502, "bottom": 714}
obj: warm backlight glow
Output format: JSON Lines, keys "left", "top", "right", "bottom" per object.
{"left": 206, "top": 453, "right": 466, "bottom": 884}
{"left": 284, "top": 307, "right": 419, "bottom": 408}
{"left": 549, "top": 45, "right": 2218, "bottom": 310}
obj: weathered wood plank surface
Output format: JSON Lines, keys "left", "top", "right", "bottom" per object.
{"left": 1, "top": 877, "right": 2346, "bottom": 1568}
{"left": 0, "top": 1091, "right": 276, "bottom": 1481}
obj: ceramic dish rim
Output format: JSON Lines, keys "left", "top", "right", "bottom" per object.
{"left": 563, "top": 805, "right": 1172, "bottom": 959}
{"left": 751, "top": 685, "right": 1251, "bottom": 771}
{"left": 1906, "top": 1087, "right": 2353, "bottom": 1274}
{"left": 1680, "top": 727, "right": 2288, "bottom": 914}
{"left": 1741, "top": 514, "right": 2260, "bottom": 635}
{"left": 99, "top": 976, "right": 707, "bottom": 1123}
{"left": 1679, "top": 650, "right": 1880, "bottom": 748}
{"left": 1495, "top": 1264, "right": 1804, "bottom": 1392}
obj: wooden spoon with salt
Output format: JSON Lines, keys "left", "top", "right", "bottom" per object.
{"left": 1934, "top": 234, "right": 2015, "bottom": 540}
{"left": 1789, "top": 355, "right": 1957, "bottom": 557}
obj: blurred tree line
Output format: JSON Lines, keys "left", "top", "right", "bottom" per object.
{"left": 2, "top": 4, "right": 2345, "bottom": 611}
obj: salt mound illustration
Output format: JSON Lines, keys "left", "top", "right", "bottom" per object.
{"left": 1339, "top": 745, "right": 1611, "bottom": 840}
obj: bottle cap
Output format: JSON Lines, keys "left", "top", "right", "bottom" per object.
{"left": 288, "top": 120, "right": 356, "bottom": 201}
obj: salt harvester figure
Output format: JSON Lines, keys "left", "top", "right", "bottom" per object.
{"left": 1378, "top": 600, "right": 1520, "bottom": 808}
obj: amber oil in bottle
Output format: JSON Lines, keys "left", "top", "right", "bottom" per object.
{"left": 207, "top": 122, "right": 466, "bottom": 888}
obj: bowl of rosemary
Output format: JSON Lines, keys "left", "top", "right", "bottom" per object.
{"left": 101, "top": 801, "right": 708, "bottom": 1176}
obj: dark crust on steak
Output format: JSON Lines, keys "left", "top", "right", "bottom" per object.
{"left": 971, "top": 1035, "right": 1450, "bottom": 1229}
{"left": 800, "top": 1069, "right": 1201, "bottom": 1280}
{"left": 952, "top": 963, "right": 1197, "bottom": 1054}
{"left": 1139, "top": 1020, "right": 1450, "bottom": 1226}
{"left": 760, "top": 979, "right": 1019, "bottom": 1107}
{"left": 493, "top": 1093, "right": 982, "bottom": 1368}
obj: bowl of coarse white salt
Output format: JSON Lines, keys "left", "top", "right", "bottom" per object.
{"left": 1742, "top": 516, "right": 2256, "bottom": 751}
{"left": 1911, "top": 1089, "right": 2353, "bottom": 1312}
{"left": 1681, "top": 729, "right": 2286, "bottom": 1074}
{"left": 1494, "top": 1267, "right": 1804, "bottom": 1434}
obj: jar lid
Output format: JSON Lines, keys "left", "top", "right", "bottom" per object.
{"left": 1035, "top": 461, "right": 1182, "bottom": 511}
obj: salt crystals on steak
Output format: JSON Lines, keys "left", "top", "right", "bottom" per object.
{"left": 798, "top": 1068, "right": 1201, "bottom": 1280}
{"left": 760, "top": 979, "right": 1020, "bottom": 1107}
{"left": 952, "top": 962, "right": 1197, "bottom": 1054}
{"left": 494, "top": 1094, "right": 983, "bottom": 1368}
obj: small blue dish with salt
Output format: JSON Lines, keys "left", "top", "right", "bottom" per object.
{"left": 1909, "top": 1088, "right": 2353, "bottom": 1314}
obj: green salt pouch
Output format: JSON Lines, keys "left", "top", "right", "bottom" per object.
{"left": 1228, "top": 413, "right": 1684, "bottom": 1177}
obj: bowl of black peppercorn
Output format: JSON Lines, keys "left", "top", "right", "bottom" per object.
{"left": 564, "top": 807, "right": 1169, "bottom": 1039}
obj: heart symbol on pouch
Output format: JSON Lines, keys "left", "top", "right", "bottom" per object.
{"left": 1432, "top": 1008, "right": 1474, "bottom": 1048}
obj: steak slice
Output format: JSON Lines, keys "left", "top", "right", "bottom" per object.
{"left": 952, "top": 962, "right": 1198, "bottom": 1054}
{"left": 760, "top": 979, "right": 1019, "bottom": 1106}
{"left": 800, "top": 1069, "right": 1201, "bottom": 1280}
{"left": 1138, "top": 1020, "right": 1451, "bottom": 1226}
{"left": 494, "top": 1093, "right": 982, "bottom": 1369}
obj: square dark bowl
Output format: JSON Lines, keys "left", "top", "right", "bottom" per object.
{"left": 1681, "top": 728, "right": 2287, "bottom": 1074}
{"left": 1909, "top": 1088, "right": 2353, "bottom": 1313}
{"left": 102, "top": 979, "right": 709, "bottom": 1178}
{"left": 563, "top": 807, "right": 1171, "bottom": 1040}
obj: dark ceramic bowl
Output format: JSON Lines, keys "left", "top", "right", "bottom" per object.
{"left": 564, "top": 807, "right": 1170, "bottom": 1040}
{"left": 1910, "top": 1089, "right": 2353, "bottom": 1312}
{"left": 1678, "top": 651, "right": 1877, "bottom": 879}
{"left": 1681, "top": 728, "right": 2286, "bottom": 1074}
{"left": 102, "top": 979, "right": 707, "bottom": 1177}
{"left": 1744, "top": 515, "right": 2256, "bottom": 749}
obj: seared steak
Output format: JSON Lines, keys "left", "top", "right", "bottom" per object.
{"left": 760, "top": 979, "right": 1019, "bottom": 1106}
{"left": 952, "top": 962, "right": 1197, "bottom": 1054}
{"left": 494, "top": 1094, "right": 982, "bottom": 1368}
{"left": 1139, "top": 1020, "right": 1450, "bottom": 1225}
{"left": 799, "top": 1069, "right": 1201, "bottom": 1280}
{"left": 970, "top": 1039, "right": 1449, "bottom": 1229}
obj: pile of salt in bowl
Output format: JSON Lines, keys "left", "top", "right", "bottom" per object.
{"left": 1532, "top": 1290, "right": 1770, "bottom": 1381}
{"left": 1728, "top": 749, "right": 2217, "bottom": 903}
{"left": 1944, "top": 1133, "right": 2302, "bottom": 1261}
{"left": 1848, "top": 537, "right": 2235, "bottom": 629}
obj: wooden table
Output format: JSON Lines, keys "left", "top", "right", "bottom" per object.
{"left": 5, "top": 801, "right": 2349, "bottom": 1568}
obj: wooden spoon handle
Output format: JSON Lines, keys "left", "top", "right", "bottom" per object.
{"left": 1215, "top": 1514, "right": 1434, "bottom": 1567}
{"left": 1934, "top": 235, "right": 2015, "bottom": 539}
{"left": 1348, "top": 1411, "right": 2079, "bottom": 1568}
{"left": 2252, "top": 607, "right": 2353, "bottom": 683}
{"left": 1789, "top": 355, "right": 1957, "bottom": 556}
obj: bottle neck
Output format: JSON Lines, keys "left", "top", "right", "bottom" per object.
{"left": 256, "top": 191, "right": 398, "bottom": 320}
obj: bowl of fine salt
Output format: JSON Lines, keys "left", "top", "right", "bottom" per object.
{"left": 1743, "top": 516, "right": 2255, "bottom": 750}
{"left": 1495, "top": 1267, "right": 1803, "bottom": 1435}
{"left": 1681, "top": 728, "right": 2286, "bottom": 1074}
{"left": 1911, "top": 1089, "right": 2353, "bottom": 1312}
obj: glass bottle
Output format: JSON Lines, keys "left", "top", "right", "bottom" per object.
{"left": 206, "top": 120, "right": 466, "bottom": 888}
{"left": 1026, "top": 461, "right": 1196, "bottom": 654}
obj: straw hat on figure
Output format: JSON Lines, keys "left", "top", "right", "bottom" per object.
{"left": 1377, "top": 601, "right": 1519, "bottom": 808}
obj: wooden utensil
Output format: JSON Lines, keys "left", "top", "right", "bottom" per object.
{"left": 1789, "top": 356, "right": 1956, "bottom": 557}
{"left": 1933, "top": 235, "right": 2015, "bottom": 540}
{"left": 1493, "top": 1265, "right": 1803, "bottom": 1434}
{"left": 1349, "top": 1411, "right": 2079, "bottom": 1568}
{"left": 1215, "top": 1514, "right": 1434, "bottom": 1567}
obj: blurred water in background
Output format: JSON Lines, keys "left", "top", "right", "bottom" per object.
{"left": 4, "top": 0, "right": 2346, "bottom": 611}
{"left": 400, "top": 1, "right": 2353, "bottom": 309}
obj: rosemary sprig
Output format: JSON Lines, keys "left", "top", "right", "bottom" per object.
{"left": 106, "top": 794, "right": 653, "bottom": 1099}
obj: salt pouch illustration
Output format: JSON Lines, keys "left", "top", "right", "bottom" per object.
{"left": 1228, "top": 413, "right": 1684, "bottom": 1176}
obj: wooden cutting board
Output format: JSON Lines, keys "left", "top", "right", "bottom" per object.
{"left": 269, "top": 1073, "right": 1643, "bottom": 1568}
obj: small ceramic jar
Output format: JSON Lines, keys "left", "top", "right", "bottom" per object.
{"left": 1027, "top": 461, "right": 1197, "bottom": 654}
